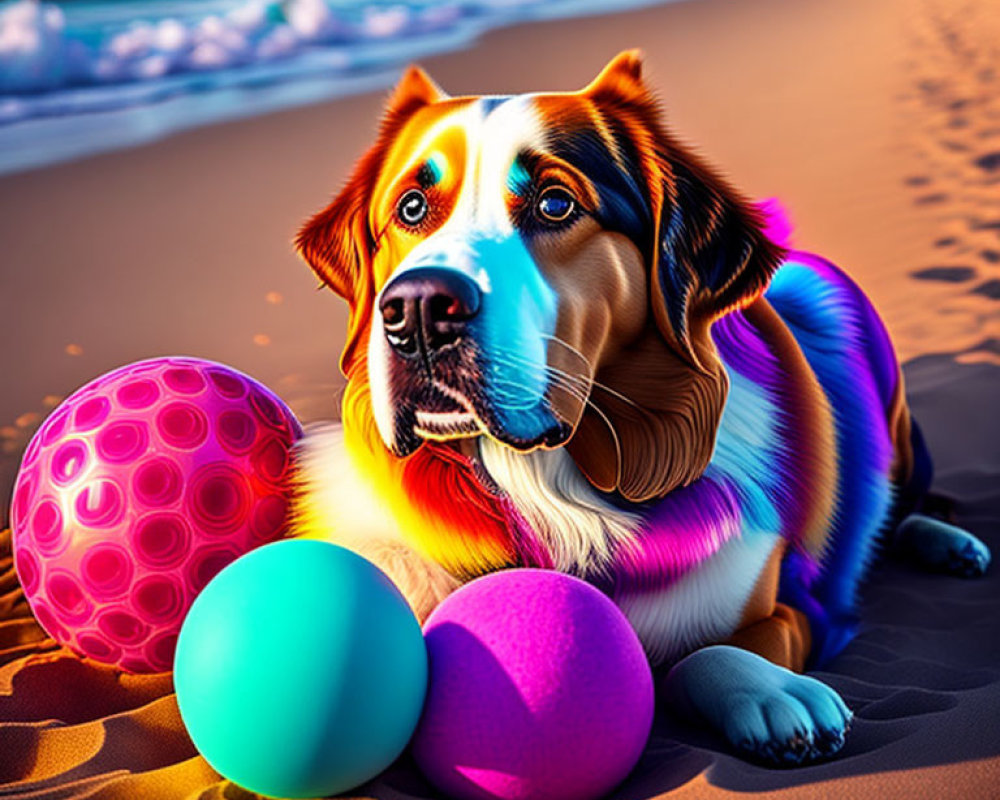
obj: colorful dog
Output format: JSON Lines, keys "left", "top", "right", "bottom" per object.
{"left": 293, "top": 51, "right": 990, "bottom": 765}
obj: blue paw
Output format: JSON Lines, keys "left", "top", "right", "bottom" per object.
{"left": 951, "top": 539, "right": 990, "bottom": 577}
{"left": 661, "top": 645, "right": 852, "bottom": 767}
{"left": 897, "top": 514, "right": 991, "bottom": 577}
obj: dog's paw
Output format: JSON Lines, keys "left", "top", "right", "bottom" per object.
{"left": 896, "top": 514, "right": 991, "bottom": 577}
{"left": 949, "top": 538, "right": 991, "bottom": 577}
{"left": 661, "top": 645, "right": 853, "bottom": 767}
{"left": 726, "top": 674, "right": 852, "bottom": 766}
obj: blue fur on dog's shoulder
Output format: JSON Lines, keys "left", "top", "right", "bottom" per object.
{"left": 767, "top": 257, "right": 897, "bottom": 666}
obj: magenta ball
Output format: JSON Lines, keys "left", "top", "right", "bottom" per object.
{"left": 9, "top": 357, "right": 302, "bottom": 673}
{"left": 412, "top": 569, "right": 654, "bottom": 800}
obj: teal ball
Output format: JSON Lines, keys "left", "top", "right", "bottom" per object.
{"left": 174, "top": 539, "right": 427, "bottom": 798}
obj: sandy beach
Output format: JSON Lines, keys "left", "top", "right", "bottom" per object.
{"left": 1, "top": 0, "right": 998, "bottom": 796}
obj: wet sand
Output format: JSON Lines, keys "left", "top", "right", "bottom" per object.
{"left": 0, "top": 0, "right": 998, "bottom": 796}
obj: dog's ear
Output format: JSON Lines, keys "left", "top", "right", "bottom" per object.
{"left": 296, "top": 65, "right": 445, "bottom": 371}
{"left": 584, "top": 49, "right": 647, "bottom": 104}
{"left": 650, "top": 151, "right": 786, "bottom": 369}
{"left": 295, "top": 65, "right": 445, "bottom": 301}
{"left": 585, "top": 51, "right": 785, "bottom": 368}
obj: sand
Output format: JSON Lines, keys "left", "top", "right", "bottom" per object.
{"left": 0, "top": 0, "right": 998, "bottom": 796}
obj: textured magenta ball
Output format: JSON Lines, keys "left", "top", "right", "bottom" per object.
{"left": 412, "top": 569, "right": 654, "bottom": 800}
{"left": 9, "top": 357, "right": 302, "bottom": 673}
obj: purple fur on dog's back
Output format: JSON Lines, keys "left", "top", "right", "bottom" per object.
{"left": 413, "top": 570, "right": 654, "bottom": 800}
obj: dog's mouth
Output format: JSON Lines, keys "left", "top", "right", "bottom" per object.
{"left": 384, "top": 362, "right": 575, "bottom": 459}
{"left": 412, "top": 382, "right": 572, "bottom": 452}
{"left": 413, "top": 408, "right": 481, "bottom": 439}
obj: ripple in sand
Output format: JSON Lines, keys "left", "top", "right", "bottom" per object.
{"left": 911, "top": 266, "right": 977, "bottom": 282}
{"left": 832, "top": 655, "right": 996, "bottom": 691}
{"left": 857, "top": 688, "right": 959, "bottom": 721}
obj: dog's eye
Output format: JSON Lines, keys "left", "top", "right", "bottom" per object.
{"left": 397, "top": 189, "right": 428, "bottom": 227}
{"left": 536, "top": 187, "right": 576, "bottom": 223}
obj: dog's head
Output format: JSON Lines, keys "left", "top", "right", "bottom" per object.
{"left": 298, "top": 51, "right": 784, "bottom": 503}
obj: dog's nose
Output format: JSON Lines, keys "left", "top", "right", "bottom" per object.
{"left": 379, "top": 267, "right": 481, "bottom": 356}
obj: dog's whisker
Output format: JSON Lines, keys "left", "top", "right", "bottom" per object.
{"left": 540, "top": 333, "right": 594, "bottom": 372}
{"left": 485, "top": 355, "right": 625, "bottom": 465}
{"left": 488, "top": 352, "right": 588, "bottom": 399}
{"left": 487, "top": 356, "right": 593, "bottom": 413}
{"left": 491, "top": 347, "right": 647, "bottom": 416}
{"left": 490, "top": 349, "right": 589, "bottom": 389}
{"left": 546, "top": 364, "right": 647, "bottom": 416}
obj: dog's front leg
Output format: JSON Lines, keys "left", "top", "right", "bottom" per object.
{"left": 347, "top": 539, "right": 461, "bottom": 623}
{"left": 661, "top": 641, "right": 852, "bottom": 766}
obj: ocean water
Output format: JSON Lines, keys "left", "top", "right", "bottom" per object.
{"left": 0, "top": 0, "right": 671, "bottom": 175}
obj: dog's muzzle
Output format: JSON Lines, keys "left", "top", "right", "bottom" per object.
{"left": 378, "top": 266, "right": 482, "bottom": 358}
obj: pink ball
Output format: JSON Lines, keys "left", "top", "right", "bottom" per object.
{"left": 413, "top": 569, "right": 653, "bottom": 800}
{"left": 9, "top": 357, "right": 302, "bottom": 673}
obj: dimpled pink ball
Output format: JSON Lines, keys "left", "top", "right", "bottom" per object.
{"left": 413, "top": 569, "right": 654, "bottom": 800}
{"left": 9, "top": 357, "right": 302, "bottom": 673}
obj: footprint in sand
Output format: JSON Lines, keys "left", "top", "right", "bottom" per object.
{"left": 971, "top": 278, "right": 1000, "bottom": 299}
{"left": 973, "top": 151, "right": 1000, "bottom": 172}
{"left": 910, "top": 265, "right": 977, "bottom": 282}
{"left": 969, "top": 218, "right": 1000, "bottom": 233}
{"left": 900, "top": 1, "right": 1000, "bottom": 364}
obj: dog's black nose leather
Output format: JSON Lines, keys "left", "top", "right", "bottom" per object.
{"left": 379, "top": 267, "right": 481, "bottom": 356}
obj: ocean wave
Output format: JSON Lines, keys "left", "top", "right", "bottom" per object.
{"left": 0, "top": 0, "right": 613, "bottom": 97}
{"left": 0, "top": 0, "right": 670, "bottom": 173}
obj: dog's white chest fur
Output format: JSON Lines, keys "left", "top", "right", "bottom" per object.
{"left": 479, "top": 439, "right": 781, "bottom": 666}
{"left": 614, "top": 531, "right": 780, "bottom": 665}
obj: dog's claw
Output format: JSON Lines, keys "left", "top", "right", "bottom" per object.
{"left": 744, "top": 727, "right": 846, "bottom": 767}
{"left": 814, "top": 726, "right": 847, "bottom": 756}
{"left": 781, "top": 734, "right": 812, "bottom": 764}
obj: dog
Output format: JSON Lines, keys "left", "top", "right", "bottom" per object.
{"left": 291, "top": 51, "right": 991, "bottom": 765}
